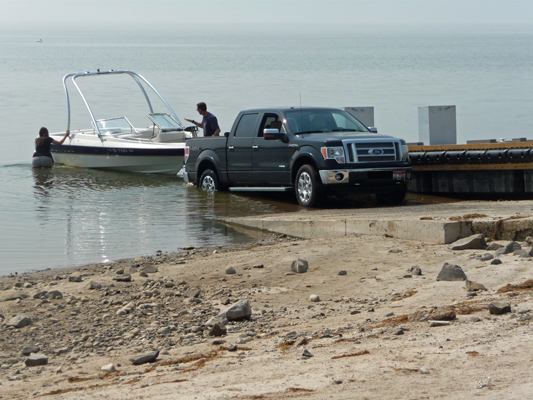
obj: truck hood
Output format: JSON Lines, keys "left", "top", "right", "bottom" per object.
{"left": 294, "top": 132, "right": 400, "bottom": 142}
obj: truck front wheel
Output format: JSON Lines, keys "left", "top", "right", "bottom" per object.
{"left": 199, "top": 169, "right": 220, "bottom": 192}
{"left": 295, "top": 165, "right": 324, "bottom": 207}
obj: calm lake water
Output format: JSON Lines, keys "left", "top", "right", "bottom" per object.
{"left": 1, "top": 23, "right": 532, "bottom": 274}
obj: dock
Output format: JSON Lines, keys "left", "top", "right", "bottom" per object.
{"left": 408, "top": 140, "right": 533, "bottom": 195}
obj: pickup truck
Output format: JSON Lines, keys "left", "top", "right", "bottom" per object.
{"left": 184, "top": 107, "right": 411, "bottom": 207}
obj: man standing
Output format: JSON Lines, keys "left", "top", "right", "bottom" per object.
{"left": 185, "top": 102, "right": 221, "bottom": 137}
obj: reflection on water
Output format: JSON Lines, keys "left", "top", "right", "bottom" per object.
{"left": 2, "top": 164, "right": 299, "bottom": 275}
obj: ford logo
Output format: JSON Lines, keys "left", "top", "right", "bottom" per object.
{"left": 368, "top": 149, "right": 384, "bottom": 155}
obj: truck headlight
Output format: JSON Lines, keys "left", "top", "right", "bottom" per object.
{"left": 321, "top": 146, "right": 346, "bottom": 163}
{"left": 401, "top": 144, "right": 409, "bottom": 162}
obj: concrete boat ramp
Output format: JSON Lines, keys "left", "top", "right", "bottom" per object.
{"left": 222, "top": 199, "right": 533, "bottom": 244}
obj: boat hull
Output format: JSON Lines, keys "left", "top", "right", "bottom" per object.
{"left": 51, "top": 142, "right": 185, "bottom": 175}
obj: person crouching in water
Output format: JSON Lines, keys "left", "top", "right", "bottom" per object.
{"left": 32, "top": 127, "right": 70, "bottom": 168}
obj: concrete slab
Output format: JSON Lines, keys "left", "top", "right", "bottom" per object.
{"left": 221, "top": 200, "right": 533, "bottom": 245}
{"left": 223, "top": 216, "right": 471, "bottom": 244}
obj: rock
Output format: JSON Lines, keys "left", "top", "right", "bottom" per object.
{"left": 226, "top": 300, "right": 252, "bottom": 321}
{"left": 183, "top": 288, "right": 200, "bottom": 298}
{"left": 129, "top": 351, "right": 159, "bottom": 365}
{"left": 480, "top": 253, "right": 494, "bottom": 261}
{"left": 55, "top": 347, "right": 70, "bottom": 355}
{"left": 225, "top": 267, "right": 236, "bottom": 275}
{"left": 228, "top": 345, "right": 238, "bottom": 352}
{"left": 21, "top": 345, "right": 40, "bottom": 356}
{"left": 489, "top": 302, "right": 511, "bottom": 315}
{"left": 466, "top": 280, "right": 487, "bottom": 292}
{"left": 291, "top": 259, "right": 309, "bottom": 274}
{"left": 113, "top": 274, "right": 132, "bottom": 282}
{"left": 209, "top": 324, "right": 227, "bottom": 337}
{"left": 88, "top": 281, "right": 102, "bottom": 290}
{"left": 68, "top": 275, "right": 83, "bottom": 283}
{"left": 101, "top": 363, "right": 116, "bottom": 372}
{"left": 514, "top": 247, "right": 533, "bottom": 258}
{"left": 206, "top": 314, "right": 228, "bottom": 327}
{"left": 409, "top": 308, "right": 456, "bottom": 322}
{"left": 253, "top": 264, "right": 264, "bottom": 269}
{"left": 448, "top": 234, "right": 487, "bottom": 250}
{"left": 436, "top": 263, "right": 467, "bottom": 281}
{"left": 338, "top": 270, "right": 347, "bottom": 276}
{"left": 140, "top": 265, "right": 158, "bottom": 274}
{"left": 46, "top": 290, "right": 63, "bottom": 300}
{"left": 25, "top": 353, "right": 48, "bottom": 367}
{"left": 490, "top": 259, "right": 503, "bottom": 265}
{"left": 33, "top": 291, "right": 48, "bottom": 299}
{"left": 487, "top": 242, "right": 503, "bottom": 250}
{"left": 408, "top": 266, "right": 422, "bottom": 275}
{"left": 420, "top": 367, "right": 430, "bottom": 374}
{"left": 495, "top": 241, "right": 521, "bottom": 256}
{"left": 0, "top": 290, "right": 29, "bottom": 302}
{"left": 7, "top": 315, "right": 32, "bottom": 329}
{"left": 302, "top": 350, "right": 313, "bottom": 358}
{"left": 309, "top": 294, "right": 320, "bottom": 302}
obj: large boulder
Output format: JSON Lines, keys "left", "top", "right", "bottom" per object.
{"left": 7, "top": 315, "right": 32, "bottom": 329}
{"left": 448, "top": 234, "right": 487, "bottom": 250}
{"left": 129, "top": 351, "right": 159, "bottom": 365}
{"left": 226, "top": 300, "right": 252, "bottom": 321}
{"left": 436, "top": 263, "right": 467, "bottom": 281}
{"left": 495, "top": 241, "right": 521, "bottom": 256}
{"left": 291, "top": 259, "right": 309, "bottom": 274}
{"left": 25, "top": 353, "right": 48, "bottom": 367}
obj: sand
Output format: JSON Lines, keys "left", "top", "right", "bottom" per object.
{"left": 1, "top": 231, "right": 532, "bottom": 399}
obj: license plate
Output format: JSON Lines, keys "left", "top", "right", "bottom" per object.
{"left": 393, "top": 171, "right": 406, "bottom": 181}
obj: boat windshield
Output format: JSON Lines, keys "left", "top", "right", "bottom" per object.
{"left": 94, "top": 117, "right": 134, "bottom": 134}
{"left": 284, "top": 109, "right": 369, "bottom": 135}
{"left": 148, "top": 113, "right": 183, "bottom": 132}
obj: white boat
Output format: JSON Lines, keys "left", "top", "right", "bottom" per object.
{"left": 50, "top": 70, "right": 196, "bottom": 174}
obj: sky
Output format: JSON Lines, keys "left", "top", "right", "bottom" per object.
{"left": 1, "top": 0, "right": 532, "bottom": 31}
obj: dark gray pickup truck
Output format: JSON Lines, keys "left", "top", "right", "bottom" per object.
{"left": 184, "top": 107, "right": 411, "bottom": 207}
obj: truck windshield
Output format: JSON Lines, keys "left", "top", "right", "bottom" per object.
{"left": 284, "top": 109, "right": 369, "bottom": 135}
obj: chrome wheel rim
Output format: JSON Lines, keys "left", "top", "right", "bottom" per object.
{"left": 201, "top": 176, "right": 216, "bottom": 191}
{"left": 297, "top": 172, "right": 312, "bottom": 204}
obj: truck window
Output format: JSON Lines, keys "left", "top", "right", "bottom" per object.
{"left": 258, "top": 113, "right": 283, "bottom": 137}
{"left": 234, "top": 113, "right": 259, "bottom": 138}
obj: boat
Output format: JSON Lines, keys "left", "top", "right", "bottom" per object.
{"left": 50, "top": 70, "right": 196, "bottom": 174}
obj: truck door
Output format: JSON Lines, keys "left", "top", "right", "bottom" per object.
{"left": 226, "top": 113, "right": 259, "bottom": 184}
{"left": 252, "top": 113, "right": 295, "bottom": 185}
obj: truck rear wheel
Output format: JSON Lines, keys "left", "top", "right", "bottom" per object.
{"left": 199, "top": 169, "right": 220, "bottom": 192}
{"left": 295, "top": 165, "right": 324, "bottom": 207}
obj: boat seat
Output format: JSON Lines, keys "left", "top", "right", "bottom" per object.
{"left": 153, "top": 131, "right": 192, "bottom": 143}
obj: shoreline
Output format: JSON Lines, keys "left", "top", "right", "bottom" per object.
{"left": 1, "top": 225, "right": 532, "bottom": 399}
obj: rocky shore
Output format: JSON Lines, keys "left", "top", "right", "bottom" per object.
{"left": 1, "top": 231, "right": 533, "bottom": 399}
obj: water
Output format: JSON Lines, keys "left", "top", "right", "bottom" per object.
{"left": 1, "top": 23, "right": 533, "bottom": 274}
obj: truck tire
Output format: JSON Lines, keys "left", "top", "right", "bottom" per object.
{"left": 376, "top": 187, "right": 406, "bottom": 205}
{"left": 199, "top": 169, "right": 220, "bottom": 192}
{"left": 295, "top": 164, "right": 324, "bottom": 207}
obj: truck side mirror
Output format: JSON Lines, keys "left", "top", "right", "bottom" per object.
{"left": 224, "top": 131, "right": 230, "bottom": 137}
{"left": 264, "top": 128, "right": 289, "bottom": 143}
{"left": 368, "top": 127, "right": 378, "bottom": 133}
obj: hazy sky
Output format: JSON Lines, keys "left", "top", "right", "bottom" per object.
{"left": 1, "top": 0, "right": 532, "bottom": 29}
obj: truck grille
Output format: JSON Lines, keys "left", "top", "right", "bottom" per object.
{"left": 345, "top": 140, "right": 400, "bottom": 163}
